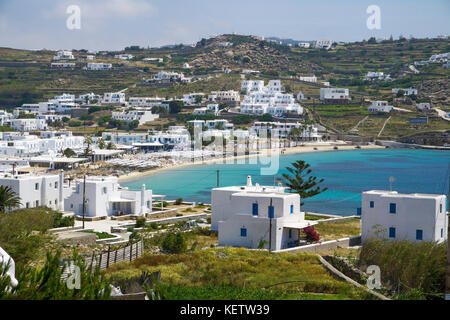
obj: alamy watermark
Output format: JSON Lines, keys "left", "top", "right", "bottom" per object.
{"left": 66, "top": 5, "right": 81, "bottom": 30}
{"left": 366, "top": 5, "right": 381, "bottom": 30}
{"left": 366, "top": 265, "right": 382, "bottom": 290}
{"left": 65, "top": 265, "right": 81, "bottom": 290}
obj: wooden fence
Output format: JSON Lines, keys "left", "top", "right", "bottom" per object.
{"left": 61, "top": 240, "right": 144, "bottom": 280}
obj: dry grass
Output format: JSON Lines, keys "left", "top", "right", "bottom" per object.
{"left": 104, "top": 247, "right": 372, "bottom": 299}
{"left": 314, "top": 218, "right": 361, "bottom": 241}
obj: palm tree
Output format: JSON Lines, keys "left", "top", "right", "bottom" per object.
{"left": 0, "top": 185, "right": 21, "bottom": 212}
{"left": 97, "top": 138, "right": 106, "bottom": 150}
{"left": 83, "top": 136, "right": 93, "bottom": 157}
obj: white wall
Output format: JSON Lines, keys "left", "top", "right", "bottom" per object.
{"left": 361, "top": 191, "right": 447, "bottom": 243}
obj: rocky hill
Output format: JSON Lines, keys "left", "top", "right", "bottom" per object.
{"left": 188, "top": 34, "right": 320, "bottom": 74}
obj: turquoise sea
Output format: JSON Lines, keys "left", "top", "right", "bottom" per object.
{"left": 122, "top": 149, "right": 450, "bottom": 216}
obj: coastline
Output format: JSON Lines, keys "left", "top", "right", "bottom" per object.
{"left": 118, "top": 143, "right": 385, "bottom": 183}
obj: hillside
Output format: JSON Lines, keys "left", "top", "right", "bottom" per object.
{"left": 0, "top": 35, "right": 448, "bottom": 141}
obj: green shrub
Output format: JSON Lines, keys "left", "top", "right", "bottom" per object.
{"left": 161, "top": 232, "right": 187, "bottom": 254}
{"left": 174, "top": 198, "right": 183, "bottom": 205}
{"left": 0, "top": 250, "right": 111, "bottom": 300}
{"left": 358, "top": 239, "right": 447, "bottom": 299}
{"left": 135, "top": 217, "right": 146, "bottom": 228}
{"left": 52, "top": 212, "right": 74, "bottom": 228}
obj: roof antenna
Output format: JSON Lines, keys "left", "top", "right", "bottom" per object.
{"left": 389, "top": 176, "right": 395, "bottom": 191}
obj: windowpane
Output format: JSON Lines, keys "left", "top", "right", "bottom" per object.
{"left": 240, "top": 228, "right": 247, "bottom": 237}
{"left": 416, "top": 230, "right": 423, "bottom": 240}
{"left": 389, "top": 227, "right": 396, "bottom": 238}
{"left": 268, "top": 206, "right": 274, "bottom": 219}
{"left": 252, "top": 203, "right": 258, "bottom": 216}
{"left": 389, "top": 203, "right": 396, "bottom": 214}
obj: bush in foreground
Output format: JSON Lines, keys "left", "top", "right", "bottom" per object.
{"left": 358, "top": 239, "right": 447, "bottom": 299}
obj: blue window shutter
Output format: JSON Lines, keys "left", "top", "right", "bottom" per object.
{"left": 389, "top": 203, "right": 396, "bottom": 214}
{"left": 389, "top": 227, "right": 396, "bottom": 238}
{"left": 290, "top": 205, "right": 294, "bottom": 214}
{"left": 268, "top": 206, "right": 274, "bottom": 219}
{"left": 416, "top": 229, "right": 423, "bottom": 240}
{"left": 357, "top": 207, "right": 362, "bottom": 215}
{"left": 252, "top": 203, "right": 258, "bottom": 216}
{"left": 240, "top": 228, "right": 247, "bottom": 237}
{"left": 289, "top": 229, "right": 292, "bottom": 238}
{"left": 370, "top": 201, "right": 374, "bottom": 208}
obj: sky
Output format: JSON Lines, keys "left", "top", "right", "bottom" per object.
{"left": 0, "top": 0, "right": 448, "bottom": 51}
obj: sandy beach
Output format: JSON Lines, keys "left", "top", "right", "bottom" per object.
{"left": 118, "top": 143, "right": 385, "bottom": 183}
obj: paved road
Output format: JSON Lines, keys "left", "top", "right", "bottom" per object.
{"left": 433, "top": 107, "right": 450, "bottom": 122}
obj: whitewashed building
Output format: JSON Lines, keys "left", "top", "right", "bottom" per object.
{"left": 0, "top": 132, "right": 84, "bottom": 157}
{"left": 148, "top": 71, "right": 185, "bottom": 83}
{"left": 361, "top": 190, "right": 447, "bottom": 243}
{"left": 51, "top": 62, "right": 76, "bottom": 68}
{"left": 241, "top": 80, "right": 265, "bottom": 94}
{"left": 85, "top": 63, "right": 112, "bottom": 71}
{"left": 298, "top": 75, "right": 317, "bottom": 83}
{"left": 111, "top": 108, "right": 159, "bottom": 125}
{"left": 364, "top": 71, "right": 392, "bottom": 81}
{"left": 319, "top": 88, "right": 351, "bottom": 103}
{"left": 240, "top": 80, "right": 303, "bottom": 116}
{"left": 78, "top": 93, "right": 101, "bottom": 104}
{"left": 10, "top": 119, "right": 48, "bottom": 131}
{"left": 53, "top": 50, "right": 74, "bottom": 60}
{"left": 182, "top": 93, "right": 205, "bottom": 105}
{"left": 251, "top": 122, "right": 321, "bottom": 140}
{"left": 114, "top": 54, "right": 134, "bottom": 60}
{"left": 315, "top": 40, "right": 333, "bottom": 50}
{"left": 417, "top": 103, "right": 432, "bottom": 111}
{"left": 64, "top": 176, "right": 152, "bottom": 218}
{"left": 0, "top": 110, "right": 13, "bottom": 126}
{"left": 392, "top": 88, "right": 418, "bottom": 96}
{"left": 0, "top": 246, "right": 18, "bottom": 288}
{"left": 368, "top": 101, "right": 393, "bottom": 113}
{"left": 128, "top": 97, "right": 164, "bottom": 107}
{"left": 208, "top": 90, "right": 240, "bottom": 104}
{"left": 212, "top": 176, "right": 315, "bottom": 250}
{"left": 103, "top": 92, "right": 126, "bottom": 104}
{"left": 0, "top": 171, "right": 65, "bottom": 211}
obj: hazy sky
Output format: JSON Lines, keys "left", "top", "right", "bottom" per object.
{"left": 0, "top": 0, "right": 448, "bottom": 51}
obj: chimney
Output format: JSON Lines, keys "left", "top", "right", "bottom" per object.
{"left": 246, "top": 175, "right": 252, "bottom": 187}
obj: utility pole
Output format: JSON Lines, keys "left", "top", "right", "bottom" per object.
{"left": 269, "top": 198, "right": 273, "bottom": 253}
{"left": 82, "top": 174, "right": 86, "bottom": 229}
{"left": 216, "top": 170, "right": 220, "bottom": 187}
{"left": 446, "top": 167, "right": 450, "bottom": 300}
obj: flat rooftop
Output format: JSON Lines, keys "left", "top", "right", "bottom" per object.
{"left": 364, "top": 190, "right": 445, "bottom": 199}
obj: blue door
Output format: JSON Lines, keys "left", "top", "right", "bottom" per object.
{"left": 268, "top": 206, "right": 274, "bottom": 219}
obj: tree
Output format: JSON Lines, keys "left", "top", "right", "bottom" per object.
{"left": 161, "top": 232, "right": 187, "bottom": 254}
{"left": 128, "top": 120, "right": 139, "bottom": 130}
{"left": 0, "top": 186, "right": 21, "bottom": 212}
{"left": 169, "top": 100, "right": 184, "bottom": 114}
{"left": 97, "top": 138, "right": 106, "bottom": 150}
{"left": 62, "top": 148, "right": 76, "bottom": 158}
{"left": 258, "top": 113, "right": 273, "bottom": 122}
{"left": 83, "top": 136, "right": 93, "bottom": 157}
{"left": 106, "top": 142, "right": 116, "bottom": 150}
{"left": 396, "top": 89, "right": 405, "bottom": 98}
{"left": 194, "top": 95, "right": 202, "bottom": 104}
{"left": 280, "top": 160, "right": 328, "bottom": 205}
